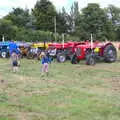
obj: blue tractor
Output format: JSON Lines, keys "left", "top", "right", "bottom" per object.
{"left": 0, "top": 41, "right": 20, "bottom": 58}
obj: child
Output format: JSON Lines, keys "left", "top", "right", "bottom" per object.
{"left": 10, "top": 50, "right": 19, "bottom": 72}
{"left": 41, "top": 52, "right": 51, "bottom": 75}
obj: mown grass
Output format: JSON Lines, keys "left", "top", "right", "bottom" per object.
{"left": 0, "top": 58, "right": 120, "bottom": 120}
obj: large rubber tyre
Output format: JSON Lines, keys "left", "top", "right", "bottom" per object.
{"left": 71, "top": 54, "right": 80, "bottom": 64}
{"left": 27, "top": 52, "right": 33, "bottom": 59}
{"left": 1, "top": 52, "right": 7, "bottom": 58}
{"left": 86, "top": 54, "right": 96, "bottom": 65}
{"left": 103, "top": 45, "right": 117, "bottom": 63}
{"left": 57, "top": 53, "right": 66, "bottom": 63}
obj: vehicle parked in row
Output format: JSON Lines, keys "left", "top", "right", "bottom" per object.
{"left": 71, "top": 42, "right": 117, "bottom": 65}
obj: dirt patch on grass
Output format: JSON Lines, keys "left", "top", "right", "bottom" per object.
{"left": 47, "top": 79, "right": 66, "bottom": 86}
{"left": 110, "top": 76, "right": 120, "bottom": 92}
{"left": 12, "top": 74, "right": 32, "bottom": 81}
{"left": 90, "top": 86, "right": 111, "bottom": 94}
{"left": 25, "top": 87, "right": 59, "bottom": 96}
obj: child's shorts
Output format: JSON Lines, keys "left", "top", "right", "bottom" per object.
{"left": 12, "top": 61, "right": 18, "bottom": 67}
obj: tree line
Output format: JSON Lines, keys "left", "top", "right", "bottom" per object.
{"left": 0, "top": 0, "right": 120, "bottom": 42}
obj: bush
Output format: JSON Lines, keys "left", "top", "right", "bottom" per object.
{"left": 13, "top": 28, "right": 79, "bottom": 42}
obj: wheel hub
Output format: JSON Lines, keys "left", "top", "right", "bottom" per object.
{"left": 59, "top": 56, "right": 65, "bottom": 62}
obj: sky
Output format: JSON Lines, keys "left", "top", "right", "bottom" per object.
{"left": 0, "top": 0, "right": 120, "bottom": 18}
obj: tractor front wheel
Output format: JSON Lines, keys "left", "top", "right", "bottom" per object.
{"left": 57, "top": 53, "right": 66, "bottom": 63}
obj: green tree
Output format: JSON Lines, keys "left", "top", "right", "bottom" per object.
{"left": 32, "top": 0, "right": 57, "bottom": 32}
{"left": 56, "top": 7, "right": 69, "bottom": 34}
{"left": 5, "top": 8, "right": 30, "bottom": 28}
{"left": 25, "top": 14, "right": 36, "bottom": 29}
{"left": 106, "top": 5, "right": 120, "bottom": 25}
{"left": 106, "top": 5, "right": 120, "bottom": 40}
{"left": 0, "top": 19, "right": 17, "bottom": 40}
{"left": 76, "top": 3, "right": 111, "bottom": 40}
{"left": 69, "top": 1, "right": 80, "bottom": 33}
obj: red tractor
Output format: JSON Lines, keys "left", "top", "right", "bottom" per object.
{"left": 48, "top": 41, "right": 117, "bottom": 65}
{"left": 71, "top": 41, "right": 117, "bottom": 65}
{"left": 48, "top": 41, "right": 83, "bottom": 62}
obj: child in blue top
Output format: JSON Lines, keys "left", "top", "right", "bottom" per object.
{"left": 41, "top": 52, "right": 51, "bottom": 74}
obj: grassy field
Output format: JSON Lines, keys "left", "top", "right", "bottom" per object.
{"left": 0, "top": 58, "right": 120, "bottom": 120}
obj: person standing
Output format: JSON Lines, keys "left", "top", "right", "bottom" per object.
{"left": 10, "top": 50, "right": 19, "bottom": 72}
{"left": 41, "top": 52, "right": 51, "bottom": 76}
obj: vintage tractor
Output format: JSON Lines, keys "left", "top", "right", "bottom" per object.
{"left": 0, "top": 41, "right": 20, "bottom": 58}
{"left": 48, "top": 42, "right": 82, "bottom": 62}
{"left": 48, "top": 41, "right": 90, "bottom": 62}
{"left": 16, "top": 42, "right": 32, "bottom": 58}
{"left": 0, "top": 42, "right": 10, "bottom": 58}
{"left": 71, "top": 41, "right": 117, "bottom": 65}
{"left": 48, "top": 42, "right": 68, "bottom": 62}
{"left": 27, "top": 42, "right": 49, "bottom": 59}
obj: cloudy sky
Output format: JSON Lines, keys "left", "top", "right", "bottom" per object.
{"left": 0, "top": 0, "right": 120, "bottom": 18}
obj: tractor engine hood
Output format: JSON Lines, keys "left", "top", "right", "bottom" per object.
{"left": 48, "top": 43, "right": 68, "bottom": 49}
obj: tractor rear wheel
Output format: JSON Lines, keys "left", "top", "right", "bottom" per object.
{"left": 103, "top": 45, "right": 117, "bottom": 63}
{"left": 86, "top": 54, "right": 96, "bottom": 65}
{"left": 57, "top": 53, "right": 66, "bottom": 63}
{"left": 1, "top": 52, "right": 7, "bottom": 58}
